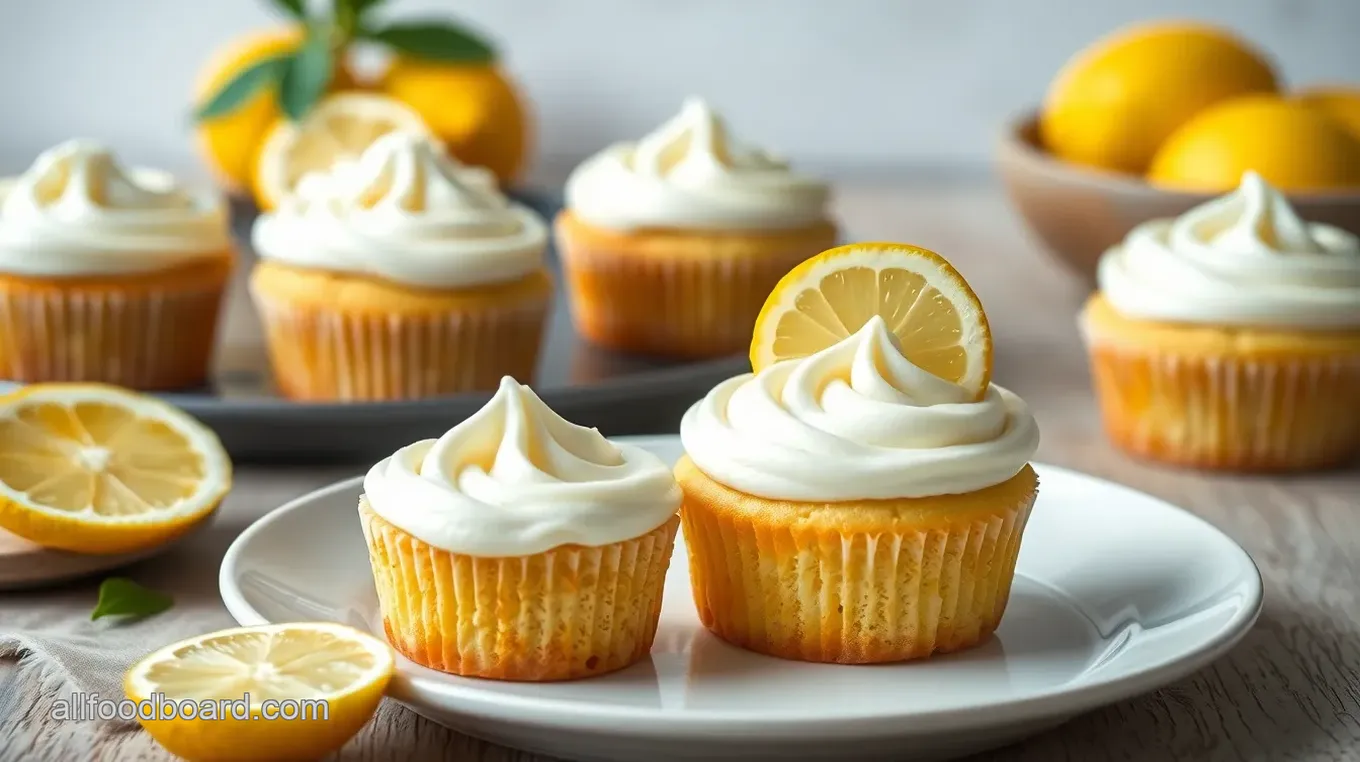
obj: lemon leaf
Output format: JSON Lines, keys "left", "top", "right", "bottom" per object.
{"left": 193, "top": 53, "right": 289, "bottom": 120}
{"left": 91, "top": 578, "right": 173, "bottom": 622}
{"left": 279, "top": 32, "right": 333, "bottom": 121}
{"left": 364, "top": 21, "right": 496, "bottom": 63}
{"left": 337, "top": 0, "right": 388, "bottom": 19}
{"left": 268, "top": 0, "right": 307, "bottom": 20}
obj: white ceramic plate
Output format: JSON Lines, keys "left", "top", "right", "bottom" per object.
{"left": 220, "top": 435, "right": 1262, "bottom": 762}
{"left": 0, "top": 517, "right": 213, "bottom": 591}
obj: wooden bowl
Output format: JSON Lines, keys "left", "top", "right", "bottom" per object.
{"left": 996, "top": 111, "right": 1360, "bottom": 282}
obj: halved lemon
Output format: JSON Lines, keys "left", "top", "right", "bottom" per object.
{"left": 126, "top": 623, "right": 395, "bottom": 762}
{"left": 252, "top": 92, "right": 431, "bottom": 210}
{"left": 0, "top": 383, "right": 231, "bottom": 554}
{"left": 750, "top": 242, "right": 993, "bottom": 398}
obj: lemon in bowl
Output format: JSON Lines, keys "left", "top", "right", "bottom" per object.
{"left": 1149, "top": 95, "right": 1360, "bottom": 192}
{"left": 1039, "top": 21, "right": 1278, "bottom": 175}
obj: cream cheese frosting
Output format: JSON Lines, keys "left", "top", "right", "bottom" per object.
{"left": 363, "top": 376, "right": 681, "bottom": 556}
{"left": 1098, "top": 171, "right": 1360, "bottom": 329}
{"left": 680, "top": 316, "right": 1040, "bottom": 501}
{"left": 564, "top": 97, "right": 831, "bottom": 232}
{"left": 0, "top": 140, "right": 230, "bottom": 276}
{"left": 253, "top": 132, "right": 546, "bottom": 289}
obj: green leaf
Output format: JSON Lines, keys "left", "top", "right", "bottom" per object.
{"left": 193, "top": 53, "right": 290, "bottom": 121}
{"left": 340, "top": 0, "right": 388, "bottom": 18}
{"left": 91, "top": 578, "right": 174, "bottom": 622}
{"left": 364, "top": 21, "right": 496, "bottom": 63}
{"left": 268, "top": 0, "right": 308, "bottom": 20}
{"left": 278, "top": 31, "right": 334, "bottom": 121}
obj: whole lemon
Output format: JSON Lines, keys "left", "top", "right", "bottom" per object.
{"left": 1148, "top": 95, "right": 1360, "bottom": 192}
{"left": 1296, "top": 86, "right": 1360, "bottom": 140}
{"left": 1041, "top": 22, "right": 1278, "bottom": 174}
{"left": 193, "top": 28, "right": 304, "bottom": 192}
{"left": 194, "top": 29, "right": 362, "bottom": 193}
{"left": 382, "top": 58, "right": 531, "bottom": 186}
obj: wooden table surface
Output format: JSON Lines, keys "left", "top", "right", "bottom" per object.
{"left": 27, "top": 181, "right": 1360, "bottom": 761}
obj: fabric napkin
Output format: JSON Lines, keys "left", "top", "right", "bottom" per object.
{"left": 0, "top": 467, "right": 352, "bottom": 754}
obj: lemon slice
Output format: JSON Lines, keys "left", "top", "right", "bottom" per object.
{"left": 253, "top": 92, "right": 431, "bottom": 210}
{"left": 751, "top": 242, "right": 993, "bottom": 398}
{"left": 125, "top": 623, "right": 395, "bottom": 762}
{"left": 0, "top": 383, "right": 231, "bottom": 554}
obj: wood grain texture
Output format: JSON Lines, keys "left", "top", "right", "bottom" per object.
{"left": 7, "top": 182, "right": 1360, "bottom": 761}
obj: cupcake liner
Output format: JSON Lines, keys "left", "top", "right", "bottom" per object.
{"left": 252, "top": 288, "right": 549, "bottom": 402}
{"left": 554, "top": 213, "right": 837, "bottom": 358}
{"left": 359, "top": 498, "right": 680, "bottom": 681}
{"left": 0, "top": 265, "right": 228, "bottom": 390}
{"left": 676, "top": 458, "right": 1037, "bottom": 664}
{"left": 1085, "top": 339, "right": 1360, "bottom": 471}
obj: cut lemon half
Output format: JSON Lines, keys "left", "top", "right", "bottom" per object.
{"left": 125, "top": 623, "right": 395, "bottom": 762}
{"left": 0, "top": 383, "right": 231, "bottom": 555}
{"left": 751, "top": 242, "right": 993, "bottom": 398}
{"left": 253, "top": 92, "right": 431, "bottom": 210}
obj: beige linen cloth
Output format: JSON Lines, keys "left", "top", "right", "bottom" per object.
{"left": 0, "top": 466, "right": 353, "bottom": 758}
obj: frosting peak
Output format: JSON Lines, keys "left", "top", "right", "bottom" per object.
{"left": 253, "top": 132, "right": 546, "bottom": 289}
{"left": 363, "top": 377, "right": 681, "bottom": 556}
{"left": 1098, "top": 172, "right": 1360, "bottom": 328}
{"left": 631, "top": 97, "right": 785, "bottom": 179}
{"left": 565, "top": 97, "right": 831, "bottom": 232}
{"left": 681, "top": 317, "right": 1040, "bottom": 500}
{"left": 0, "top": 140, "right": 230, "bottom": 276}
{"left": 21, "top": 140, "right": 195, "bottom": 215}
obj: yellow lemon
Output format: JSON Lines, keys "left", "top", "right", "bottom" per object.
{"left": 194, "top": 28, "right": 365, "bottom": 194}
{"left": 382, "top": 58, "right": 531, "bottom": 186}
{"left": 750, "top": 242, "right": 992, "bottom": 400}
{"left": 1041, "top": 22, "right": 1278, "bottom": 174}
{"left": 252, "top": 92, "right": 431, "bottom": 211}
{"left": 125, "top": 623, "right": 395, "bottom": 762}
{"left": 0, "top": 384, "right": 231, "bottom": 555}
{"left": 1296, "top": 86, "right": 1360, "bottom": 140}
{"left": 1149, "top": 95, "right": 1360, "bottom": 192}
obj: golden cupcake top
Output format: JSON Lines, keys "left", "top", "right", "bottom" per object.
{"left": 682, "top": 242, "right": 1039, "bottom": 500}
{"left": 0, "top": 140, "right": 230, "bottom": 276}
{"left": 363, "top": 376, "right": 680, "bottom": 556}
{"left": 252, "top": 131, "right": 547, "bottom": 289}
{"left": 1098, "top": 172, "right": 1360, "bottom": 329}
{"left": 564, "top": 97, "right": 832, "bottom": 232}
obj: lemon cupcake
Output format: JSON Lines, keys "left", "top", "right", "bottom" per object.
{"left": 360, "top": 376, "right": 681, "bottom": 680}
{"left": 0, "top": 140, "right": 232, "bottom": 389}
{"left": 1081, "top": 171, "right": 1360, "bottom": 471}
{"left": 556, "top": 97, "right": 838, "bottom": 358}
{"left": 676, "top": 243, "right": 1041, "bottom": 664}
{"left": 250, "top": 132, "right": 551, "bottom": 401}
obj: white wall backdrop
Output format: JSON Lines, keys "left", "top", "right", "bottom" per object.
{"left": 1, "top": 0, "right": 1357, "bottom": 183}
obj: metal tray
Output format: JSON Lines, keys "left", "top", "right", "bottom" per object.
{"left": 1, "top": 193, "right": 747, "bottom": 464}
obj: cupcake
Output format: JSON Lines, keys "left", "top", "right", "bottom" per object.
{"left": 675, "top": 243, "right": 1041, "bottom": 663}
{"left": 556, "top": 97, "right": 838, "bottom": 358}
{"left": 1081, "top": 171, "right": 1360, "bottom": 471}
{"left": 250, "top": 132, "right": 552, "bottom": 401}
{"left": 359, "top": 376, "right": 682, "bottom": 680}
{"left": 0, "top": 140, "right": 232, "bottom": 389}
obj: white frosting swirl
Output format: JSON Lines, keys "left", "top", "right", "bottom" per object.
{"left": 564, "top": 97, "right": 831, "bottom": 232}
{"left": 364, "top": 376, "right": 681, "bottom": 556}
{"left": 1098, "top": 171, "right": 1360, "bottom": 329}
{"left": 253, "top": 132, "right": 546, "bottom": 289}
{"left": 0, "top": 140, "right": 230, "bottom": 276}
{"left": 681, "top": 317, "right": 1039, "bottom": 501}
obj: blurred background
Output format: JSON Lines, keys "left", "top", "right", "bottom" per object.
{"left": 3, "top": 0, "right": 1357, "bottom": 185}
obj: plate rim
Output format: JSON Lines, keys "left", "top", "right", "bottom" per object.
{"left": 219, "top": 435, "right": 1263, "bottom": 733}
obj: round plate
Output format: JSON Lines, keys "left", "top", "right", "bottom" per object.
{"left": 1, "top": 193, "right": 747, "bottom": 464}
{"left": 0, "top": 516, "right": 212, "bottom": 591}
{"left": 219, "top": 435, "right": 1262, "bottom": 762}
